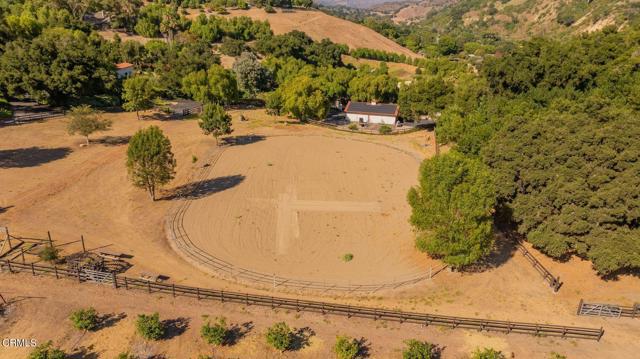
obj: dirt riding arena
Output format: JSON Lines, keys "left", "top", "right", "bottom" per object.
{"left": 169, "top": 135, "right": 428, "bottom": 289}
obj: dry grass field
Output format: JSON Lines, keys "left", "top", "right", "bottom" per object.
{"left": 1, "top": 110, "right": 640, "bottom": 358}
{"left": 342, "top": 55, "right": 417, "bottom": 80}
{"left": 186, "top": 8, "right": 420, "bottom": 58}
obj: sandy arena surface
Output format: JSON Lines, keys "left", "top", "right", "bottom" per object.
{"left": 179, "top": 135, "right": 426, "bottom": 284}
{"left": 1, "top": 110, "right": 640, "bottom": 358}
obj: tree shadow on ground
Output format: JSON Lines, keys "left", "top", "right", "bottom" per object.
{"left": 96, "top": 312, "right": 127, "bottom": 330}
{"left": 0, "top": 147, "right": 72, "bottom": 168}
{"left": 356, "top": 337, "right": 371, "bottom": 358}
{"left": 221, "top": 135, "right": 265, "bottom": 146}
{"left": 162, "top": 317, "right": 190, "bottom": 340}
{"left": 0, "top": 205, "right": 13, "bottom": 214}
{"left": 462, "top": 233, "right": 518, "bottom": 274}
{"left": 163, "top": 175, "right": 245, "bottom": 200}
{"left": 290, "top": 327, "right": 315, "bottom": 351}
{"left": 93, "top": 135, "right": 131, "bottom": 146}
{"left": 68, "top": 345, "right": 99, "bottom": 359}
{"left": 225, "top": 321, "right": 253, "bottom": 346}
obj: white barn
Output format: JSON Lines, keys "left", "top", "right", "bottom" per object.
{"left": 344, "top": 101, "right": 399, "bottom": 125}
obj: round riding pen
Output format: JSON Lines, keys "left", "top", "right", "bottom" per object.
{"left": 167, "top": 135, "right": 434, "bottom": 293}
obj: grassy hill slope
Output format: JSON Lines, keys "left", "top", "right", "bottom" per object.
{"left": 187, "top": 8, "right": 420, "bottom": 57}
{"left": 389, "top": 0, "right": 640, "bottom": 39}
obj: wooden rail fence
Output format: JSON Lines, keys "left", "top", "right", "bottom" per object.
{"left": 1, "top": 110, "right": 66, "bottom": 126}
{"left": 0, "top": 260, "right": 604, "bottom": 341}
{"left": 515, "top": 241, "right": 562, "bottom": 292}
{"left": 577, "top": 299, "right": 640, "bottom": 319}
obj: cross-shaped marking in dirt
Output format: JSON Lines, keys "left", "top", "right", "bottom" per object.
{"left": 252, "top": 185, "right": 382, "bottom": 254}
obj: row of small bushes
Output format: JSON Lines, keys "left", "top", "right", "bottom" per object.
{"left": 28, "top": 307, "right": 568, "bottom": 359}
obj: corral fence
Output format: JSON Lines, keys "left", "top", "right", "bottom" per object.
{"left": 0, "top": 260, "right": 605, "bottom": 341}
{"left": 1, "top": 109, "right": 66, "bottom": 126}
{"left": 514, "top": 240, "right": 562, "bottom": 292}
{"left": 308, "top": 119, "right": 423, "bottom": 136}
{"left": 166, "top": 145, "right": 434, "bottom": 294}
{"left": 577, "top": 299, "right": 640, "bottom": 319}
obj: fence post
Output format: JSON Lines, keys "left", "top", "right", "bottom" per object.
{"left": 54, "top": 266, "right": 58, "bottom": 279}
{"left": 147, "top": 281, "right": 151, "bottom": 294}
{"left": 6, "top": 260, "right": 12, "bottom": 273}
{"left": 124, "top": 277, "right": 128, "bottom": 290}
{"left": 47, "top": 231, "right": 53, "bottom": 247}
{"left": 112, "top": 272, "right": 117, "bottom": 289}
{"left": 196, "top": 287, "right": 200, "bottom": 300}
{"left": 77, "top": 269, "right": 81, "bottom": 283}
{"left": 221, "top": 290, "right": 224, "bottom": 303}
{"left": 81, "top": 235, "right": 86, "bottom": 253}
{"left": 31, "top": 263, "right": 35, "bottom": 276}
{"left": 577, "top": 299, "right": 584, "bottom": 316}
{"left": 21, "top": 247, "right": 25, "bottom": 264}
{"left": 5, "top": 227, "right": 11, "bottom": 250}
{"left": 172, "top": 284, "right": 176, "bottom": 297}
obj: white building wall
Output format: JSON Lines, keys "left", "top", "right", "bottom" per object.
{"left": 346, "top": 113, "right": 396, "bottom": 125}
{"left": 116, "top": 68, "right": 134, "bottom": 79}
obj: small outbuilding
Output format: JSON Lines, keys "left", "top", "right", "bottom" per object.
{"left": 344, "top": 101, "right": 399, "bottom": 125}
{"left": 115, "top": 62, "right": 134, "bottom": 79}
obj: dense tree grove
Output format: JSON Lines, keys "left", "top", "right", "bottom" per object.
{"left": 431, "top": 27, "right": 640, "bottom": 275}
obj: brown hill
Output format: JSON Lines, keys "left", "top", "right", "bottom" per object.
{"left": 187, "top": 8, "right": 420, "bottom": 58}
{"left": 387, "top": 0, "right": 638, "bottom": 39}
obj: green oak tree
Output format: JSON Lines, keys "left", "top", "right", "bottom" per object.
{"left": 67, "top": 105, "right": 112, "bottom": 146}
{"left": 126, "top": 126, "right": 176, "bottom": 201}
{"left": 199, "top": 103, "right": 233, "bottom": 145}
{"left": 407, "top": 151, "right": 496, "bottom": 268}
{"left": 122, "top": 75, "right": 157, "bottom": 120}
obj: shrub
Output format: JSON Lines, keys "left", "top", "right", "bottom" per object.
{"left": 28, "top": 341, "right": 66, "bottom": 359}
{"left": 136, "top": 313, "right": 164, "bottom": 340}
{"left": 201, "top": 317, "right": 227, "bottom": 346}
{"left": 379, "top": 124, "right": 392, "bottom": 135}
{"left": 69, "top": 307, "right": 98, "bottom": 331}
{"left": 348, "top": 123, "right": 359, "bottom": 131}
{"left": 549, "top": 353, "right": 567, "bottom": 359}
{"left": 402, "top": 339, "right": 435, "bottom": 359}
{"left": 333, "top": 335, "right": 359, "bottom": 359}
{"left": 265, "top": 322, "right": 292, "bottom": 352}
{"left": 38, "top": 246, "right": 60, "bottom": 262}
{"left": 192, "top": 155, "right": 198, "bottom": 163}
{"left": 342, "top": 253, "right": 354, "bottom": 262}
{"left": 471, "top": 347, "right": 506, "bottom": 359}
{"left": 116, "top": 353, "right": 138, "bottom": 359}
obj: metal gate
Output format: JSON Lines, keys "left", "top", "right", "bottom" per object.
{"left": 577, "top": 300, "right": 622, "bottom": 318}
{"left": 80, "top": 269, "right": 115, "bottom": 286}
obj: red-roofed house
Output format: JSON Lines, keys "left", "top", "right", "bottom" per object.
{"left": 115, "top": 63, "right": 134, "bottom": 79}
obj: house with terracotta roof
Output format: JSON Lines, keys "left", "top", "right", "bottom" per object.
{"left": 344, "top": 101, "right": 399, "bottom": 125}
{"left": 115, "top": 63, "right": 134, "bottom": 79}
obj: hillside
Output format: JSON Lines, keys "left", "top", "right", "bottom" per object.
{"left": 387, "top": 0, "right": 640, "bottom": 38}
{"left": 187, "top": 8, "right": 419, "bottom": 58}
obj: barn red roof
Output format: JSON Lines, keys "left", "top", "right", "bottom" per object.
{"left": 115, "top": 62, "right": 134, "bottom": 69}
